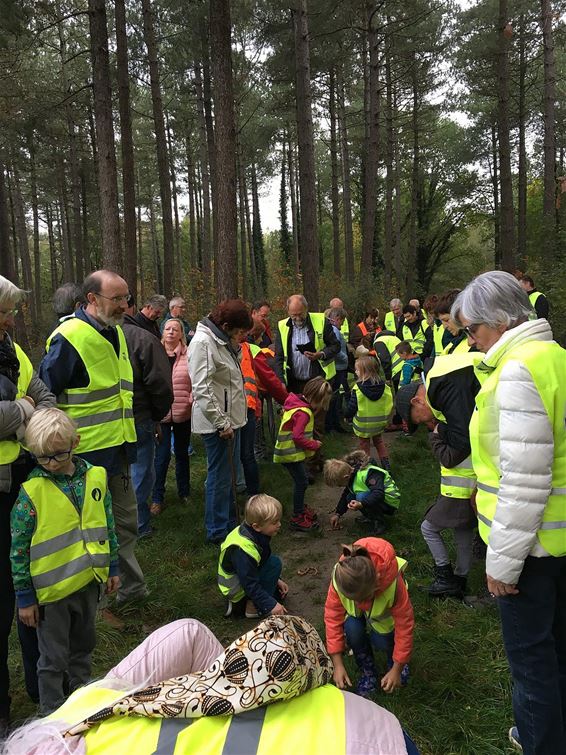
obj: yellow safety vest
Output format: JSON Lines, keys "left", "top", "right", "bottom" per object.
{"left": 332, "top": 557, "right": 407, "bottom": 635}
{"left": 277, "top": 313, "right": 336, "bottom": 382}
{"left": 383, "top": 311, "right": 397, "bottom": 333}
{"left": 48, "top": 683, "right": 347, "bottom": 755}
{"left": 273, "top": 406, "right": 315, "bottom": 463}
{"left": 340, "top": 318, "right": 350, "bottom": 342}
{"left": 373, "top": 333, "right": 402, "bottom": 379}
{"left": 218, "top": 525, "right": 261, "bottom": 602}
{"left": 352, "top": 465, "right": 400, "bottom": 510}
{"left": 46, "top": 318, "right": 135, "bottom": 453}
{"left": 432, "top": 323, "right": 444, "bottom": 355}
{"left": 470, "top": 340, "right": 566, "bottom": 556}
{"left": 529, "top": 291, "right": 543, "bottom": 309}
{"left": 0, "top": 342, "right": 33, "bottom": 464}
{"left": 425, "top": 353, "right": 482, "bottom": 500}
{"left": 23, "top": 465, "right": 110, "bottom": 604}
{"left": 402, "top": 321, "right": 429, "bottom": 355}
{"left": 441, "top": 336, "right": 471, "bottom": 356}
{"left": 352, "top": 384, "right": 393, "bottom": 438}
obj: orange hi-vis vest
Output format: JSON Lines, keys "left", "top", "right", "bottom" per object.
{"left": 357, "top": 321, "right": 369, "bottom": 337}
{"left": 240, "top": 341, "right": 261, "bottom": 411}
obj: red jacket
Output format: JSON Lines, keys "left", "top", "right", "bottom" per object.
{"left": 324, "top": 537, "right": 414, "bottom": 664}
{"left": 253, "top": 350, "right": 288, "bottom": 414}
{"left": 280, "top": 393, "right": 320, "bottom": 452}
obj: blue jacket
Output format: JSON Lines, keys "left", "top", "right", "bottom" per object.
{"left": 222, "top": 523, "right": 277, "bottom": 615}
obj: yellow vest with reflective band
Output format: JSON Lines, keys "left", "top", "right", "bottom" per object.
{"left": 374, "top": 333, "right": 402, "bottom": 379}
{"left": 384, "top": 311, "right": 397, "bottom": 333}
{"left": 425, "top": 353, "right": 482, "bottom": 500}
{"left": 529, "top": 291, "right": 543, "bottom": 309}
{"left": 218, "top": 525, "right": 261, "bottom": 602}
{"left": 352, "top": 465, "right": 400, "bottom": 510}
{"left": 402, "top": 320, "right": 429, "bottom": 354}
{"left": 352, "top": 384, "right": 393, "bottom": 438}
{"left": 332, "top": 557, "right": 407, "bottom": 635}
{"left": 0, "top": 342, "right": 33, "bottom": 465}
{"left": 432, "top": 323, "right": 444, "bottom": 355}
{"left": 23, "top": 465, "right": 110, "bottom": 604}
{"left": 59, "top": 684, "right": 347, "bottom": 755}
{"left": 470, "top": 340, "right": 566, "bottom": 555}
{"left": 441, "top": 336, "right": 471, "bottom": 356}
{"left": 46, "top": 318, "right": 135, "bottom": 453}
{"left": 277, "top": 313, "right": 336, "bottom": 382}
{"left": 340, "top": 317, "right": 349, "bottom": 342}
{"left": 273, "top": 406, "right": 314, "bottom": 463}
{"left": 240, "top": 342, "right": 261, "bottom": 411}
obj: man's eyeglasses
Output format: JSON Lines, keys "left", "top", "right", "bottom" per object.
{"left": 94, "top": 293, "right": 130, "bottom": 304}
{"left": 463, "top": 324, "right": 480, "bottom": 338}
{"left": 35, "top": 448, "right": 73, "bottom": 465}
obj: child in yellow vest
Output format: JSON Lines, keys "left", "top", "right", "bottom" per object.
{"left": 344, "top": 355, "right": 393, "bottom": 469}
{"left": 273, "top": 377, "right": 332, "bottom": 532}
{"left": 10, "top": 408, "right": 120, "bottom": 715}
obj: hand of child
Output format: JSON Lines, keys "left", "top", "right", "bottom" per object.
{"left": 381, "top": 665, "right": 402, "bottom": 693}
{"left": 277, "top": 579, "right": 289, "bottom": 598}
{"left": 313, "top": 440, "right": 322, "bottom": 450}
{"left": 18, "top": 604, "right": 39, "bottom": 628}
{"left": 270, "top": 602, "right": 288, "bottom": 616}
{"left": 347, "top": 500, "right": 362, "bottom": 510}
{"left": 333, "top": 664, "right": 352, "bottom": 689}
{"left": 329, "top": 514, "right": 342, "bottom": 530}
{"left": 105, "top": 576, "right": 121, "bottom": 595}
{"left": 219, "top": 426, "right": 234, "bottom": 440}
{"left": 22, "top": 396, "right": 36, "bottom": 408}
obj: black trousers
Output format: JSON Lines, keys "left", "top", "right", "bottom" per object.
{"left": 0, "top": 458, "right": 39, "bottom": 717}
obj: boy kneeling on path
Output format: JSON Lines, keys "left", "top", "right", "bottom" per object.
{"left": 11, "top": 408, "right": 120, "bottom": 715}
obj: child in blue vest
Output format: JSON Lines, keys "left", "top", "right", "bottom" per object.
{"left": 344, "top": 355, "right": 392, "bottom": 469}
{"left": 10, "top": 408, "right": 120, "bottom": 715}
{"left": 324, "top": 450, "right": 400, "bottom": 535}
{"left": 219, "top": 494, "right": 288, "bottom": 619}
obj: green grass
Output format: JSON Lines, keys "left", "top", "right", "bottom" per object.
{"left": 8, "top": 425, "right": 515, "bottom": 754}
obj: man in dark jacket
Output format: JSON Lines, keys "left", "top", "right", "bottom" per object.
{"left": 134, "top": 294, "right": 168, "bottom": 339}
{"left": 519, "top": 275, "right": 549, "bottom": 320}
{"left": 123, "top": 297, "right": 173, "bottom": 538}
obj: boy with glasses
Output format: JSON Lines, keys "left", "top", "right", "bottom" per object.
{"left": 10, "top": 408, "right": 120, "bottom": 714}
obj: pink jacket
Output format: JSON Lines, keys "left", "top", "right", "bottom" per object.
{"left": 163, "top": 343, "right": 192, "bottom": 423}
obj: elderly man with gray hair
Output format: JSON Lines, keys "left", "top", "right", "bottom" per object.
{"left": 133, "top": 294, "right": 168, "bottom": 340}
{"left": 51, "top": 283, "right": 85, "bottom": 325}
{"left": 383, "top": 298, "right": 403, "bottom": 333}
{"left": 161, "top": 296, "right": 195, "bottom": 343}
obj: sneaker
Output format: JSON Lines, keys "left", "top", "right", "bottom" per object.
{"left": 289, "top": 513, "right": 320, "bottom": 532}
{"left": 508, "top": 726, "right": 522, "bottom": 751}
{"left": 303, "top": 505, "right": 318, "bottom": 521}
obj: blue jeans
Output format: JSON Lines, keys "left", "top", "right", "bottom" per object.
{"left": 153, "top": 421, "right": 191, "bottom": 505}
{"left": 497, "top": 555, "right": 566, "bottom": 755}
{"left": 202, "top": 429, "right": 241, "bottom": 542}
{"left": 240, "top": 408, "right": 260, "bottom": 495}
{"left": 344, "top": 615, "right": 395, "bottom": 664}
{"left": 258, "top": 555, "right": 283, "bottom": 599}
{"left": 282, "top": 461, "right": 308, "bottom": 516}
{"left": 130, "top": 420, "right": 157, "bottom": 535}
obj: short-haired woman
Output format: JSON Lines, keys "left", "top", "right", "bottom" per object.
{"left": 453, "top": 270, "right": 566, "bottom": 753}
{"left": 188, "top": 300, "right": 252, "bottom": 544}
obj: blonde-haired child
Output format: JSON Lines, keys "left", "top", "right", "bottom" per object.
{"left": 344, "top": 355, "right": 393, "bottom": 470}
{"left": 10, "top": 408, "right": 119, "bottom": 715}
{"left": 324, "top": 450, "right": 400, "bottom": 535}
{"left": 324, "top": 538, "right": 414, "bottom": 698}
{"left": 273, "top": 376, "right": 333, "bottom": 532}
{"left": 218, "top": 494, "right": 288, "bottom": 619}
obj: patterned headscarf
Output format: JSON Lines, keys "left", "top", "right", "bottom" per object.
{"left": 65, "top": 615, "right": 333, "bottom": 737}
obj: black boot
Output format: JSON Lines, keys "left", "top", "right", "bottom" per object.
{"left": 428, "top": 564, "right": 463, "bottom": 598}
{"left": 454, "top": 574, "right": 467, "bottom": 595}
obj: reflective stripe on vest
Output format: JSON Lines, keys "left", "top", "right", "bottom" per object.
{"left": 352, "top": 465, "right": 400, "bottom": 510}
{"left": 433, "top": 323, "right": 444, "bottom": 355}
{"left": 332, "top": 557, "right": 407, "bottom": 635}
{"left": 46, "top": 318, "right": 136, "bottom": 453}
{"left": 340, "top": 318, "right": 349, "bottom": 342}
{"left": 273, "top": 406, "right": 315, "bottom": 463}
{"left": 352, "top": 384, "right": 393, "bottom": 438}
{"left": 80, "top": 685, "right": 346, "bottom": 754}
{"left": 278, "top": 314, "right": 336, "bottom": 382}
{"left": 24, "top": 466, "right": 110, "bottom": 604}
{"left": 240, "top": 342, "right": 260, "bottom": 411}
{"left": 218, "top": 525, "right": 261, "bottom": 601}
{"left": 384, "top": 312, "right": 396, "bottom": 333}
{"left": 0, "top": 342, "right": 33, "bottom": 464}
{"left": 470, "top": 339, "right": 566, "bottom": 555}
{"left": 402, "top": 321, "right": 428, "bottom": 354}
{"left": 374, "top": 334, "right": 402, "bottom": 378}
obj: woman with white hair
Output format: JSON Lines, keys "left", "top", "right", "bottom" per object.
{"left": 0, "top": 276, "right": 55, "bottom": 735}
{"left": 452, "top": 270, "right": 566, "bottom": 755}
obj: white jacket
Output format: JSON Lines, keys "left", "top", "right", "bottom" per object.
{"left": 188, "top": 320, "right": 247, "bottom": 434}
{"left": 477, "top": 318, "right": 558, "bottom": 583}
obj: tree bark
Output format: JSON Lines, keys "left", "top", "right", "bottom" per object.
{"left": 251, "top": 163, "right": 265, "bottom": 296}
{"left": 115, "top": 0, "right": 137, "bottom": 294}
{"left": 141, "top": 0, "right": 174, "bottom": 295}
{"left": 293, "top": 0, "right": 319, "bottom": 308}
{"left": 384, "top": 30, "right": 394, "bottom": 296}
{"left": 517, "top": 12, "right": 527, "bottom": 265}
{"left": 186, "top": 134, "right": 197, "bottom": 269}
{"left": 490, "top": 121, "right": 500, "bottom": 267}
{"left": 46, "top": 204, "right": 58, "bottom": 291}
{"left": 243, "top": 167, "right": 258, "bottom": 294}
{"left": 0, "top": 160, "right": 14, "bottom": 280}
{"left": 201, "top": 20, "right": 218, "bottom": 265}
{"left": 287, "top": 132, "right": 300, "bottom": 284}
{"left": 10, "top": 160, "right": 35, "bottom": 321}
{"left": 337, "top": 74, "right": 354, "bottom": 283}
{"left": 540, "top": 0, "right": 556, "bottom": 252}
{"left": 496, "top": 0, "right": 516, "bottom": 270}
{"left": 166, "top": 113, "right": 181, "bottom": 272}
{"left": 237, "top": 147, "right": 248, "bottom": 300}
{"left": 407, "top": 56, "right": 420, "bottom": 294}
{"left": 329, "top": 68, "right": 341, "bottom": 277}
{"left": 210, "top": 0, "right": 238, "bottom": 299}
{"left": 57, "top": 155, "right": 74, "bottom": 281}
{"left": 27, "top": 133, "right": 41, "bottom": 313}
{"left": 88, "top": 0, "right": 122, "bottom": 271}
{"left": 194, "top": 63, "right": 212, "bottom": 285}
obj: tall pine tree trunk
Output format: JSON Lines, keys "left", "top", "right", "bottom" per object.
{"left": 287, "top": 132, "right": 300, "bottom": 284}
{"left": 251, "top": 163, "right": 265, "bottom": 296}
{"left": 194, "top": 63, "right": 212, "bottom": 286}
{"left": 337, "top": 74, "right": 354, "bottom": 283}
{"left": 88, "top": 0, "right": 122, "bottom": 271}
{"left": 517, "top": 13, "right": 527, "bottom": 265}
{"left": 293, "top": 0, "right": 319, "bottom": 307}
{"left": 166, "top": 114, "right": 181, "bottom": 271}
{"left": 237, "top": 148, "right": 248, "bottom": 300}
{"left": 141, "top": 0, "right": 174, "bottom": 295}
{"left": 46, "top": 204, "right": 58, "bottom": 291}
{"left": 28, "top": 133, "right": 41, "bottom": 313}
{"left": 384, "top": 31, "right": 394, "bottom": 295}
{"left": 201, "top": 21, "right": 218, "bottom": 266}
{"left": 491, "top": 121, "right": 501, "bottom": 267}
{"left": 186, "top": 134, "right": 197, "bottom": 269}
{"left": 115, "top": 0, "right": 137, "bottom": 294}
{"left": 407, "top": 58, "right": 419, "bottom": 294}
{"left": 0, "top": 160, "right": 14, "bottom": 280}
{"left": 10, "top": 160, "right": 35, "bottom": 322}
{"left": 329, "top": 68, "right": 341, "bottom": 277}
{"left": 540, "top": 0, "right": 556, "bottom": 254}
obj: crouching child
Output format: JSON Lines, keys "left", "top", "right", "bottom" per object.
{"left": 10, "top": 408, "right": 120, "bottom": 715}
{"left": 219, "top": 494, "right": 288, "bottom": 619}
{"left": 324, "top": 451, "right": 400, "bottom": 536}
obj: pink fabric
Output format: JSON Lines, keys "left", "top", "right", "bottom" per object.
{"left": 343, "top": 690, "right": 408, "bottom": 754}
{"left": 163, "top": 343, "right": 192, "bottom": 423}
{"left": 359, "top": 435, "right": 388, "bottom": 459}
{"left": 282, "top": 393, "right": 320, "bottom": 451}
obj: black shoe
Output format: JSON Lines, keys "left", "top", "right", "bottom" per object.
{"left": 428, "top": 564, "right": 463, "bottom": 598}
